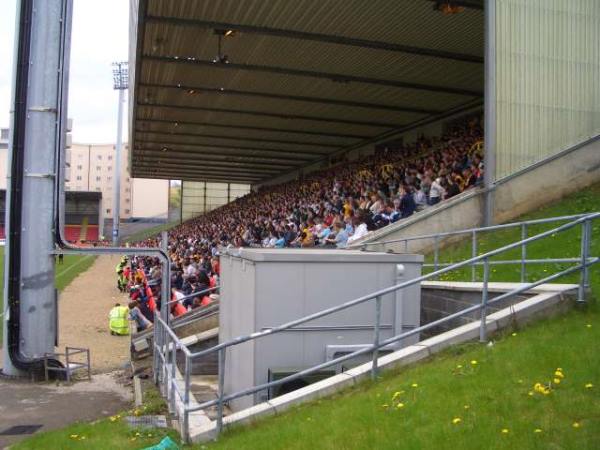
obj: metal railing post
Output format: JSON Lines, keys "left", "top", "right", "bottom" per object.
{"left": 521, "top": 223, "right": 527, "bottom": 283}
{"left": 404, "top": 239, "right": 408, "bottom": 253}
{"left": 479, "top": 257, "right": 490, "bottom": 342}
{"left": 578, "top": 220, "right": 591, "bottom": 304}
{"left": 371, "top": 295, "right": 382, "bottom": 380}
{"left": 183, "top": 353, "right": 191, "bottom": 443}
{"left": 433, "top": 236, "right": 440, "bottom": 278}
{"left": 170, "top": 336, "right": 177, "bottom": 413}
{"left": 471, "top": 231, "right": 477, "bottom": 282}
{"left": 216, "top": 348, "right": 226, "bottom": 435}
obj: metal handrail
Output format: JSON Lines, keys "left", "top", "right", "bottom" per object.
{"left": 153, "top": 212, "right": 598, "bottom": 442}
{"left": 361, "top": 213, "right": 591, "bottom": 247}
{"left": 187, "top": 212, "right": 599, "bottom": 360}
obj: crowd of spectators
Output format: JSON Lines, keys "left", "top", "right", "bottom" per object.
{"left": 124, "top": 116, "right": 483, "bottom": 323}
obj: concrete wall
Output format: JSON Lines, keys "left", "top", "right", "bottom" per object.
{"left": 353, "top": 134, "right": 600, "bottom": 253}
{"left": 421, "top": 287, "right": 529, "bottom": 337}
{"left": 493, "top": 135, "right": 600, "bottom": 223}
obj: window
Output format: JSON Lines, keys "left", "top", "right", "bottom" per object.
{"left": 96, "top": 187, "right": 101, "bottom": 191}
{"left": 125, "top": 187, "right": 130, "bottom": 192}
{"left": 76, "top": 164, "right": 82, "bottom": 170}
{"left": 107, "top": 166, "right": 112, "bottom": 171}
{"left": 96, "top": 166, "right": 101, "bottom": 171}
{"left": 125, "top": 198, "right": 130, "bottom": 203}
{"left": 108, "top": 155, "right": 113, "bottom": 160}
{"left": 106, "top": 208, "right": 111, "bottom": 214}
{"left": 124, "top": 209, "right": 130, "bottom": 214}
{"left": 96, "top": 176, "right": 101, "bottom": 181}
{"left": 76, "top": 175, "right": 82, "bottom": 181}
{"left": 97, "top": 155, "right": 102, "bottom": 160}
{"left": 107, "top": 176, "right": 112, "bottom": 182}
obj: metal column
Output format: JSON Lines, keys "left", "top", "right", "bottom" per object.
{"left": 483, "top": 0, "right": 497, "bottom": 226}
{"left": 3, "top": 0, "right": 68, "bottom": 375}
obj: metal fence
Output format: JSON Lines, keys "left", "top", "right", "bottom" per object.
{"left": 154, "top": 212, "right": 599, "bottom": 443}
{"left": 361, "top": 213, "right": 593, "bottom": 284}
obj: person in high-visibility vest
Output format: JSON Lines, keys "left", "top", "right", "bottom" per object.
{"left": 109, "top": 303, "right": 130, "bottom": 335}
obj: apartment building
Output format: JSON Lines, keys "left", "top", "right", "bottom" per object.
{"left": 66, "top": 143, "right": 169, "bottom": 220}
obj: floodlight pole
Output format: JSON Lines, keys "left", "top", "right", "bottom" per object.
{"left": 112, "top": 62, "right": 128, "bottom": 245}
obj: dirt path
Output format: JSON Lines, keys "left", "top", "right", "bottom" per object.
{"left": 58, "top": 255, "right": 131, "bottom": 373}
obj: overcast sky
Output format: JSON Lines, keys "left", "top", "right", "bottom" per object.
{"left": 0, "top": 0, "right": 129, "bottom": 144}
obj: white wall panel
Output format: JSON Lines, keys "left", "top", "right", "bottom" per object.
{"left": 495, "top": 0, "right": 600, "bottom": 179}
{"left": 181, "top": 180, "right": 250, "bottom": 221}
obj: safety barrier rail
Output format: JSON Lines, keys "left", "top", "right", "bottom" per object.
{"left": 361, "top": 213, "right": 592, "bottom": 283}
{"left": 154, "top": 212, "right": 599, "bottom": 443}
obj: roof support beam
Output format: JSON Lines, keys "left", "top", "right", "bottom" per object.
{"left": 137, "top": 100, "right": 399, "bottom": 129}
{"left": 144, "top": 15, "right": 483, "bottom": 64}
{"left": 134, "top": 161, "right": 282, "bottom": 174}
{"left": 135, "top": 148, "right": 310, "bottom": 165}
{"left": 133, "top": 144, "right": 318, "bottom": 164}
{"left": 139, "top": 82, "right": 441, "bottom": 115}
{"left": 134, "top": 167, "right": 265, "bottom": 182}
{"left": 136, "top": 140, "right": 327, "bottom": 158}
{"left": 134, "top": 173, "right": 263, "bottom": 184}
{"left": 134, "top": 128, "right": 339, "bottom": 149}
{"left": 143, "top": 55, "right": 483, "bottom": 97}
{"left": 134, "top": 162, "right": 278, "bottom": 176}
{"left": 136, "top": 118, "right": 369, "bottom": 140}
{"left": 134, "top": 154, "right": 294, "bottom": 170}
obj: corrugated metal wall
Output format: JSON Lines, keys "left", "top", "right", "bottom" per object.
{"left": 181, "top": 181, "right": 250, "bottom": 221}
{"left": 495, "top": 0, "right": 600, "bottom": 180}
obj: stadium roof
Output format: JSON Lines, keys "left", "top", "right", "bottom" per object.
{"left": 130, "top": 0, "right": 484, "bottom": 184}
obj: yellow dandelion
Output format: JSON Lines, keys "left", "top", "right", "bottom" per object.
{"left": 69, "top": 435, "right": 78, "bottom": 439}
{"left": 553, "top": 378, "right": 561, "bottom": 385}
{"left": 511, "top": 332, "right": 517, "bottom": 337}
{"left": 554, "top": 370, "right": 565, "bottom": 379}
{"left": 528, "top": 391, "right": 534, "bottom": 396}
{"left": 382, "top": 404, "right": 389, "bottom": 408}
{"left": 79, "top": 437, "right": 86, "bottom": 440}
{"left": 456, "top": 364, "right": 463, "bottom": 369}
{"left": 396, "top": 402, "right": 405, "bottom": 409}
{"left": 585, "top": 383, "right": 593, "bottom": 389}
{"left": 452, "top": 417, "right": 462, "bottom": 425}
{"left": 573, "top": 422, "right": 581, "bottom": 429}
{"left": 534, "top": 428, "right": 543, "bottom": 433}
{"left": 392, "top": 391, "right": 402, "bottom": 400}
{"left": 463, "top": 405, "right": 470, "bottom": 410}
{"left": 130, "top": 437, "right": 137, "bottom": 441}
{"left": 135, "top": 432, "right": 141, "bottom": 436}
{"left": 556, "top": 367, "right": 563, "bottom": 372}
{"left": 148, "top": 433, "right": 153, "bottom": 437}
{"left": 586, "top": 324, "right": 592, "bottom": 328}
{"left": 501, "top": 428, "right": 509, "bottom": 434}
{"left": 542, "top": 388, "right": 551, "bottom": 395}
{"left": 411, "top": 383, "right": 419, "bottom": 388}
{"left": 517, "top": 379, "right": 524, "bottom": 384}
{"left": 470, "top": 360, "right": 478, "bottom": 366}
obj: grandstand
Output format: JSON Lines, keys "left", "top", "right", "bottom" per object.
{"left": 2, "top": 0, "right": 599, "bottom": 448}
{"left": 122, "top": 0, "right": 600, "bottom": 443}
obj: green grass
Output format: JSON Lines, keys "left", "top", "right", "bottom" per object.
{"left": 11, "top": 420, "right": 178, "bottom": 450}
{"left": 11, "top": 388, "right": 179, "bottom": 450}
{"left": 12, "top": 183, "right": 600, "bottom": 449}
{"left": 0, "top": 248, "right": 96, "bottom": 345}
